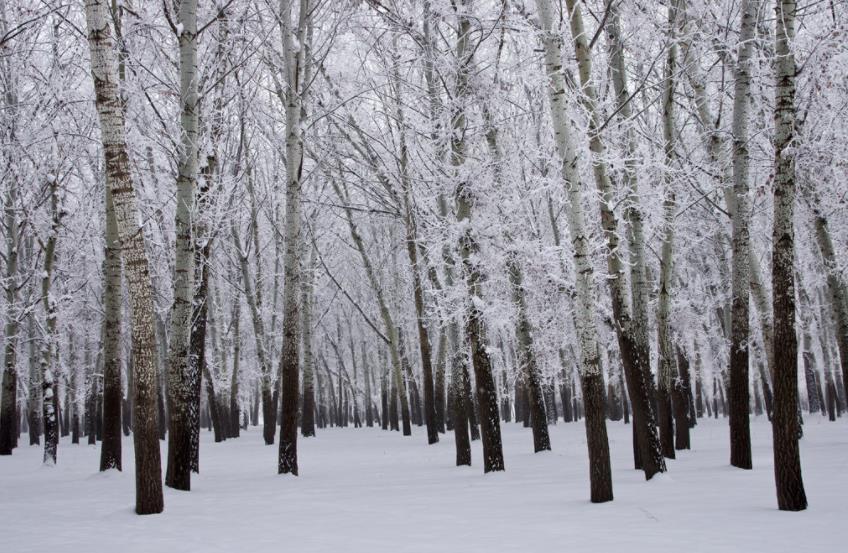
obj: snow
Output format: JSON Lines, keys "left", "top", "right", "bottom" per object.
{"left": 1, "top": 418, "right": 845, "bottom": 553}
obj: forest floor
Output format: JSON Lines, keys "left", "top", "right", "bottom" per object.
{"left": 1, "top": 416, "right": 845, "bottom": 552}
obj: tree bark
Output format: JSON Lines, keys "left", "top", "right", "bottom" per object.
{"left": 507, "top": 255, "right": 550, "bottom": 452}
{"left": 728, "top": 0, "right": 758, "bottom": 470}
{"left": 0, "top": 131, "right": 20, "bottom": 455}
{"left": 277, "top": 0, "right": 311, "bottom": 476}
{"left": 100, "top": 188, "right": 123, "bottom": 471}
{"left": 535, "top": 0, "right": 612, "bottom": 500}
{"left": 165, "top": 0, "right": 199, "bottom": 492}
{"left": 85, "top": 0, "right": 164, "bottom": 514}
{"left": 770, "top": 0, "right": 806, "bottom": 511}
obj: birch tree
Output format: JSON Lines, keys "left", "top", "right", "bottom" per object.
{"left": 165, "top": 0, "right": 199, "bottom": 492}
{"left": 770, "top": 0, "right": 806, "bottom": 512}
{"left": 534, "top": 0, "right": 612, "bottom": 501}
{"left": 84, "top": 0, "right": 163, "bottom": 515}
{"left": 728, "top": 0, "right": 758, "bottom": 470}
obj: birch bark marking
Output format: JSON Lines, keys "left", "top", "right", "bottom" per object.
{"left": 535, "top": 0, "right": 612, "bottom": 501}
{"left": 84, "top": 0, "right": 163, "bottom": 514}
{"left": 571, "top": 0, "right": 666, "bottom": 479}
{"left": 278, "top": 0, "right": 311, "bottom": 475}
{"left": 729, "top": 0, "right": 758, "bottom": 470}
{"left": 165, "top": 0, "right": 199, "bottom": 491}
{"left": 655, "top": 0, "right": 681, "bottom": 460}
{"left": 452, "top": 0, "right": 504, "bottom": 473}
{"left": 771, "top": 0, "right": 806, "bottom": 512}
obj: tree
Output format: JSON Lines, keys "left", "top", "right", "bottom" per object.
{"left": 728, "top": 0, "right": 759, "bottom": 470}
{"left": 770, "top": 0, "right": 806, "bottom": 512}
{"left": 100, "top": 188, "right": 122, "bottom": 471}
{"left": 84, "top": 0, "right": 163, "bottom": 514}
{"left": 535, "top": 0, "right": 612, "bottom": 501}
{"left": 165, "top": 0, "right": 199, "bottom": 492}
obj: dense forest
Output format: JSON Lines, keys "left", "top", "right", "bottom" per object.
{"left": 0, "top": 0, "right": 846, "bottom": 522}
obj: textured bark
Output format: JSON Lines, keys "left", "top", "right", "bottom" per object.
{"left": 536, "top": 0, "right": 612, "bottom": 500}
{"left": 809, "top": 196, "right": 848, "bottom": 406}
{"left": 673, "top": 347, "right": 691, "bottom": 449}
{"left": 85, "top": 0, "right": 163, "bottom": 514}
{"left": 39, "top": 177, "right": 60, "bottom": 465}
{"left": 164, "top": 0, "right": 199, "bottom": 492}
{"left": 770, "top": 0, "right": 807, "bottom": 511}
{"left": 728, "top": 0, "right": 758, "bottom": 470}
{"left": 452, "top": 0, "right": 503, "bottom": 474}
{"left": 580, "top": 0, "right": 666, "bottom": 480}
{"left": 100, "top": 189, "right": 123, "bottom": 471}
{"left": 0, "top": 144, "right": 20, "bottom": 455}
{"left": 451, "top": 350, "right": 472, "bottom": 466}
{"left": 229, "top": 289, "right": 241, "bottom": 438}
{"left": 655, "top": 0, "right": 681, "bottom": 462}
{"left": 27, "top": 314, "right": 41, "bottom": 446}
{"left": 277, "top": 0, "right": 311, "bottom": 476}
{"left": 507, "top": 256, "right": 550, "bottom": 452}
{"left": 301, "top": 247, "right": 316, "bottom": 438}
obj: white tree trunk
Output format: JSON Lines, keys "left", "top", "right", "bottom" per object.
{"left": 535, "top": 0, "right": 612, "bottom": 501}
{"left": 165, "top": 0, "right": 199, "bottom": 492}
{"left": 84, "top": 0, "right": 163, "bottom": 515}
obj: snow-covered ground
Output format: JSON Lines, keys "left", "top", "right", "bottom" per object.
{"left": 1, "top": 417, "right": 845, "bottom": 552}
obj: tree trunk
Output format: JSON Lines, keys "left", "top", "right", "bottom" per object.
{"left": 100, "top": 189, "right": 123, "bottom": 470}
{"left": 229, "top": 287, "right": 241, "bottom": 438}
{"left": 0, "top": 141, "right": 20, "bottom": 455}
{"left": 277, "top": 0, "right": 311, "bottom": 477}
{"left": 40, "top": 177, "right": 60, "bottom": 465}
{"left": 728, "top": 0, "right": 758, "bottom": 470}
{"left": 301, "top": 247, "right": 316, "bottom": 438}
{"left": 535, "top": 0, "right": 612, "bottom": 500}
{"left": 452, "top": 0, "right": 503, "bottom": 474}
{"left": 770, "top": 0, "right": 806, "bottom": 511}
{"left": 85, "top": 0, "right": 164, "bottom": 514}
{"left": 164, "top": 0, "right": 199, "bottom": 492}
{"left": 655, "top": 0, "right": 682, "bottom": 462}
{"left": 507, "top": 255, "right": 550, "bottom": 452}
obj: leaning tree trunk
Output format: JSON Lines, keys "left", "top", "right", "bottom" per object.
{"left": 572, "top": 0, "right": 666, "bottom": 480}
{"left": 808, "top": 192, "right": 848, "bottom": 405}
{"left": 728, "top": 0, "right": 758, "bottom": 470}
{"left": 165, "top": 0, "right": 199, "bottom": 492}
{"left": 535, "top": 0, "right": 614, "bottom": 501}
{"left": 332, "top": 180, "right": 411, "bottom": 435}
{"left": 770, "top": 0, "right": 806, "bottom": 512}
{"left": 85, "top": 0, "right": 164, "bottom": 514}
{"left": 100, "top": 189, "right": 123, "bottom": 471}
{"left": 507, "top": 254, "right": 550, "bottom": 452}
{"left": 392, "top": 55, "right": 438, "bottom": 445}
{"left": 452, "top": 1, "right": 503, "bottom": 474}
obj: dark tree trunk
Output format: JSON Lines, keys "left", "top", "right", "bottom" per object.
{"left": 673, "top": 347, "right": 691, "bottom": 449}
{"left": 381, "top": 369, "right": 389, "bottom": 430}
{"left": 770, "top": 0, "right": 807, "bottom": 511}
{"left": 452, "top": 353, "right": 471, "bottom": 466}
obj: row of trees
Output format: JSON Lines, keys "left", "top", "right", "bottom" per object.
{"left": 1, "top": 0, "right": 845, "bottom": 514}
